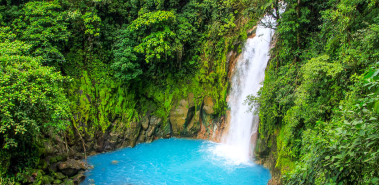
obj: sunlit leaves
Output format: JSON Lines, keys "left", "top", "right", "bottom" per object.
{"left": 12, "top": 1, "right": 71, "bottom": 65}
{"left": 0, "top": 33, "right": 70, "bottom": 148}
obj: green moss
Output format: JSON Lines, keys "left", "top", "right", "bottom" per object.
{"left": 54, "top": 172, "right": 66, "bottom": 180}
{"left": 37, "top": 160, "right": 48, "bottom": 170}
{"left": 53, "top": 179, "right": 62, "bottom": 184}
{"left": 62, "top": 179, "right": 74, "bottom": 185}
{"left": 55, "top": 155, "right": 66, "bottom": 162}
{"left": 49, "top": 157, "right": 57, "bottom": 164}
{"left": 41, "top": 175, "right": 54, "bottom": 184}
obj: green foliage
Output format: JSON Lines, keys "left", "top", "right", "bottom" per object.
{"left": 0, "top": 27, "right": 70, "bottom": 178}
{"left": 247, "top": 0, "right": 379, "bottom": 183}
{"left": 12, "top": 1, "right": 71, "bottom": 66}
{"left": 0, "top": 27, "right": 70, "bottom": 148}
{"left": 284, "top": 65, "right": 379, "bottom": 184}
{"left": 0, "top": 0, "right": 265, "bottom": 182}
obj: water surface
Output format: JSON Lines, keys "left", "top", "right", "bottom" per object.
{"left": 82, "top": 138, "right": 271, "bottom": 185}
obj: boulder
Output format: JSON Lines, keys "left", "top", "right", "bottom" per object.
{"left": 54, "top": 172, "right": 66, "bottom": 180}
{"left": 137, "top": 131, "right": 146, "bottom": 143}
{"left": 150, "top": 116, "right": 162, "bottom": 126}
{"left": 41, "top": 175, "right": 54, "bottom": 184}
{"left": 141, "top": 115, "right": 149, "bottom": 130}
{"left": 72, "top": 172, "right": 86, "bottom": 185}
{"left": 146, "top": 125, "right": 156, "bottom": 137}
{"left": 57, "top": 159, "right": 86, "bottom": 177}
{"left": 111, "top": 160, "right": 119, "bottom": 165}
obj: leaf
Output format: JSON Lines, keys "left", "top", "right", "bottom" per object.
{"left": 372, "top": 178, "right": 379, "bottom": 183}
{"left": 359, "top": 130, "right": 365, "bottom": 136}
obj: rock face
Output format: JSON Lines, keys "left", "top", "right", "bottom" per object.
{"left": 196, "top": 96, "right": 226, "bottom": 142}
{"left": 170, "top": 98, "right": 190, "bottom": 135}
{"left": 203, "top": 96, "right": 215, "bottom": 115}
{"left": 255, "top": 129, "right": 281, "bottom": 185}
{"left": 141, "top": 115, "right": 149, "bottom": 130}
{"left": 58, "top": 159, "right": 86, "bottom": 177}
{"left": 169, "top": 93, "right": 202, "bottom": 137}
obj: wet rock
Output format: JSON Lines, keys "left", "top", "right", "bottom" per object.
{"left": 150, "top": 116, "right": 162, "bottom": 126}
{"left": 163, "top": 123, "right": 171, "bottom": 138}
{"left": 57, "top": 159, "right": 86, "bottom": 177}
{"left": 72, "top": 172, "right": 86, "bottom": 185}
{"left": 154, "top": 121, "right": 171, "bottom": 138}
{"left": 137, "top": 131, "right": 146, "bottom": 143}
{"left": 111, "top": 160, "right": 119, "bottom": 165}
{"left": 247, "top": 26, "right": 257, "bottom": 38}
{"left": 146, "top": 125, "right": 156, "bottom": 137}
{"left": 186, "top": 110, "right": 201, "bottom": 136}
{"left": 169, "top": 93, "right": 203, "bottom": 136}
{"left": 125, "top": 121, "right": 141, "bottom": 147}
{"left": 141, "top": 115, "right": 150, "bottom": 130}
{"left": 203, "top": 96, "right": 215, "bottom": 115}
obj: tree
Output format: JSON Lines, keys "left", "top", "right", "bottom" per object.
{"left": 0, "top": 27, "right": 70, "bottom": 149}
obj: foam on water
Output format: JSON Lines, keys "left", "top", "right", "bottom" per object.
{"left": 81, "top": 138, "right": 271, "bottom": 185}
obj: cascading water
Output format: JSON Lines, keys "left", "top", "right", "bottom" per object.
{"left": 211, "top": 14, "right": 277, "bottom": 165}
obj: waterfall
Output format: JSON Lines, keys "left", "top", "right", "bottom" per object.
{"left": 210, "top": 14, "right": 276, "bottom": 165}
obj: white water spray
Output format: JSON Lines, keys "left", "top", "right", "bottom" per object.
{"left": 210, "top": 14, "right": 277, "bottom": 165}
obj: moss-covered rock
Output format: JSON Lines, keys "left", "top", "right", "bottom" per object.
{"left": 49, "top": 154, "right": 67, "bottom": 164}
{"left": 38, "top": 159, "right": 48, "bottom": 170}
{"left": 41, "top": 175, "right": 54, "bottom": 184}
{"left": 54, "top": 172, "right": 66, "bottom": 180}
{"left": 62, "top": 179, "right": 74, "bottom": 185}
{"left": 57, "top": 159, "right": 86, "bottom": 177}
{"left": 72, "top": 172, "right": 86, "bottom": 185}
{"left": 53, "top": 179, "right": 62, "bottom": 184}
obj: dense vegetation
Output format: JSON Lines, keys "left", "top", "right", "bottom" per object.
{"left": 249, "top": 0, "right": 379, "bottom": 184}
{"left": 0, "top": 0, "right": 266, "bottom": 183}
{"left": 2, "top": 0, "right": 379, "bottom": 184}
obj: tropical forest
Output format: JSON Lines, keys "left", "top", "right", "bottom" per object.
{"left": 0, "top": 0, "right": 379, "bottom": 184}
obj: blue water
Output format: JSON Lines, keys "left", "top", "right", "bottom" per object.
{"left": 81, "top": 138, "right": 271, "bottom": 185}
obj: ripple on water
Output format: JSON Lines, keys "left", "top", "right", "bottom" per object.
{"left": 81, "top": 138, "right": 271, "bottom": 185}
